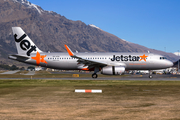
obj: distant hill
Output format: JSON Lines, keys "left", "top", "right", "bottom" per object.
{"left": 0, "top": 0, "right": 178, "bottom": 66}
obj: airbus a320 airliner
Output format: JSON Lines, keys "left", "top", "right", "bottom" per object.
{"left": 8, "top": 27, "right": 173, "bottom": 78}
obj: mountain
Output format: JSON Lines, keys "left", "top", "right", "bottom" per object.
{"left": 0, "top": 0, "right": 178, "bottom": 66}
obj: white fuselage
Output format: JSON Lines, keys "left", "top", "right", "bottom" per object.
{"left": 22, "top": 52, "right": 173, "bottom": 71}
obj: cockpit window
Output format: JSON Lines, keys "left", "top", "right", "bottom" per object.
{"left": 160, "top": 57, "right": 167, "bottom": 60}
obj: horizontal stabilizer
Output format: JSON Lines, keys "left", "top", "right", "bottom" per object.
{"left": 8, "top": 54, "right": 30, "bottom": 61}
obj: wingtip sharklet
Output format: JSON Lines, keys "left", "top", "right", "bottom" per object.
{"left": 64, "top": 45, "right": 74, "bottom": 56}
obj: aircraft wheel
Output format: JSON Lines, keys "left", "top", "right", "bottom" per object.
{"left": 92, "top": 73, "right": 98, "bottom": 78}
{"left": 149, "top": 75, "right": 153, "bottom": 79}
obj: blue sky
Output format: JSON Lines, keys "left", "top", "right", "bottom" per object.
{"left": 28, "top": 0, "right": 180, "bottom": 53}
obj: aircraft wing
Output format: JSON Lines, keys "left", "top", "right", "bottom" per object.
{"left": 64, "top": 45, "right": 108, "bottom": 67}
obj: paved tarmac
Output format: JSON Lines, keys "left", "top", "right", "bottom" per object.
{"left": 0, "top": 74, "right": 180, "bottom": 81}
{"left": 24, "top": 71, "right": 35, "bottom": 75}
{"left": 0, "top": 70, "right": 20, "bottom": 74}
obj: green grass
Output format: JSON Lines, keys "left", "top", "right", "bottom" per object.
{"left": 1, "top": 80, "right": 180, "bottom": 99}
{"left": 1, "top": 80, "right": 180, "bottom": 87}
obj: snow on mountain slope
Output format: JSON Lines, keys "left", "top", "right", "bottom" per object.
{"left": 89, "top": 24, "right": 102, "bottom": 30}
{"left": 12, "top": 0, "right": 43, "bottom": 14}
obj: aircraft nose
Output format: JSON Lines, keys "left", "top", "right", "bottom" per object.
{"left": 166, "top": 61, "right": 173, "bottom": 67}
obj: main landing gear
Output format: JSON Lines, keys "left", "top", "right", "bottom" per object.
{"left": 92, "top": 67, "right": 99, "bottom": 79}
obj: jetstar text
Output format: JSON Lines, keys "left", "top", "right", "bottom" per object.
{"left": 111, "top": 55, "right": 140, "bottom": 61}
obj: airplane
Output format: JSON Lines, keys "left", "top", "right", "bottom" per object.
{"left": 8, "top": 27, "right": 173, "bottom": 79}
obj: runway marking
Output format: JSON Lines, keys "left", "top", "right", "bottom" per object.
{"left": 75, "top": 89, "right": 102, "bottom": 93}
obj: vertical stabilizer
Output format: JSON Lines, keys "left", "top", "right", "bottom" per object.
{"left": 12, "top": 27, "right": 42, "bottom": 56}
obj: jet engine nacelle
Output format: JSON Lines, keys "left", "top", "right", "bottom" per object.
{"left": 101, "top": 66, "right": 125, "bottom": 75}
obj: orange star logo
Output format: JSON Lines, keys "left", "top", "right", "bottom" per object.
{"left": 139, "top": 54, "right": 148, "bottom": 62}
{"left": 31, "top": 52, "right": 47, "bottom": 66}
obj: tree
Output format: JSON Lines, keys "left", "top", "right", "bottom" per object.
{"left": 10, "top": 65, "right": 19, "bottom": 70}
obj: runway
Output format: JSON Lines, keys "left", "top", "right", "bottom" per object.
{"left": 0, "top": 70, "right": 179, "bottom": 80}
{"left": 0, "top": 74, "right": 180, "bottom": 81}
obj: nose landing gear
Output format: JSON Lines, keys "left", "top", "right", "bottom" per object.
{"left": 149, "top": 75, "right": 153, "bottom": 79}
{"left": 149, "top": 70, "right": 153, "bottom": 79}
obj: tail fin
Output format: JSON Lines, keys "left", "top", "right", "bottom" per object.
{"left": 12, "top": 27, "right": 42, "bottom": 56}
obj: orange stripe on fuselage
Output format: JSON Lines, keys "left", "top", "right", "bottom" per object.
{"left": 81, "top": 68, "right": 89, "bottom": 71}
